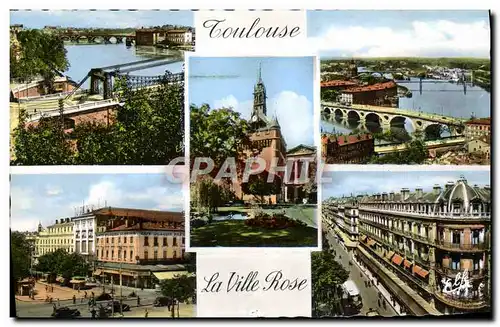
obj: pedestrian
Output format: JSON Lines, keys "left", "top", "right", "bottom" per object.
{"left": 91, "top": 307, "right": 96, "bottom": 319}
{"left": 52, "top": 303, "right": 56, "bottom": 314}
{"left": 377, "top": 299, "right": 381, "bottom": 307}
{"left": 84, "top": 291, "right": 88, "bottom": 299}
{"left": 88, "top": 299, "right": 92, "bottom": 309}
{"left": 57, "top": 298, "right": 60, "bottom": 307}
{"left": 137, "top": 296, "right": 141, "bottom": 306}
{"left": 91, "top": 291, "right": 95, "bottom": 298}
{"left": 72, "top": 295, "right": 76, "bottom": 305}
{"left": 144, "top": 308, "right": 149, "bottom": 318}
{"left": 383, "top": 301, "right": 387, "bottom": 310}
{"left": 45, "top": 285, "right": 48, "bottom": 292}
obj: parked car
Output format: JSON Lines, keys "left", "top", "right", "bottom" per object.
{"left": 51, "top": 307, "right": 81, "bottom": 318}
{"left": 366, "top": 309, "right": 381, "bottom": 317}
{"left": 95, "top": 293, "right": 112, "bottom": 301}
{"left": 153, "top": 296, "right": 173, "bottom": 307}
{"left": 104, "top": 301, "right": 131, "bottom": 314}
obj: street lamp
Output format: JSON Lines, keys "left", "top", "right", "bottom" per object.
{"left": 118, "top": 245, "right": 123, "bottom": 316}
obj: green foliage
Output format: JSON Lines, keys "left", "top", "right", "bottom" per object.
{"left": 11, "top": 109, "right": 75, "bottom": 165}
{"left": 11, "top": 29, "right": 69, "bottom": 87}
{"left": 35, "top": 249, "right": 90, "bottom": 284}
{"left": 241, "top": 172, "right": 281, "bottom": 204}
{"left": 321, "top": 89, "right": 339, "bottom": 102}
{"left": 11, "top": 78, "right": 184, "bottom": 165}
{"left": 311, "top": 233, "right": 349, "bottom": 317}
{"left": 11, "top": 231, "right": 32, "bottom": 282}
{"left": 190, "top": 104, "right": 250, "bottom": 168}
{"left": 157, "top": 275, "right": 196, "bottom": 318}
{"left": 370, "top": 130, "right": 428, "bottom": 164}
{"left": 190, "top": 176, "right": 234, "bottom": 214}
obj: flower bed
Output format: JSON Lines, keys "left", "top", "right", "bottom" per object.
{"left": 245, "top": 213, "right": 307, "bottom": 229}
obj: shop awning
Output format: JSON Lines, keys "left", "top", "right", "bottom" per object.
{"left": 153, "top": 271, "right": 189, "bottom": 280}
{"left": 385, "top": 251, "right": 395, "bottom": 260}
{"left": 392, "top": 254, "right": 403, "bottom": 266}
{"left": 93, "top": 269, "right": 102, "bottom": 276}
{"left": 360, "top": 235, "right": 367, "bottom": 242}
{"left": 403, "top": 260, "right": 412, "bottom": 268}
{"left": 367, "top": 239, "right": 376, "bottom": 246}
{"left": 416, "top": 266, "right": 429, "bottom": 278}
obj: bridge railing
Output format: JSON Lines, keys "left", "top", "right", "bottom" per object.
{"left": 27, "top": 99, "right": 119, "bottom": 122}
{"left": 18, "top": 90, "right": 89, "bottom": 103}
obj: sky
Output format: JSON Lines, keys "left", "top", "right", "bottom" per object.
{"left": 9, "top": 10, "right": 193, "bottom": 28}
{"left": 307, "top": 10, "right": 491, "bottom": 58}
{"left": 321, "top": 170, "right": 490, "bottom": 200}
{"left": 10, "top": 173, "right": 185, "bottom": 232}
{"left": 188, "top": 56, "right": 316, "bottom": 149}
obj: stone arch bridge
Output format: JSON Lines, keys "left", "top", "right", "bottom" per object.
{"left": 321, "top": 102, "right": 466, "bottom": 137}
{"left": 57, "top": 32, "right": 135, "bottom": 44}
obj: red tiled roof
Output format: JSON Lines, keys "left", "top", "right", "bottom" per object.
{"left": 478, "top": 135, "right": 491, "bottom": 145}
{"left": 320, "top": 80, "right": 358, "bottom": 88}
{"left": 466, "top": 118, "right": 491, "bottom": 126}
{"left": 109, "top": 222, "right": 183, "bottom": 232}
{"left": 322, "top": 133, "right": 373, "bottom": 145}
{"left": 167, "top": 29, "right": 189, "bottom": 33}
{"left": 342, "top": 81, "right": 397, "bottom": 93}
{"left": 94, "top": 207, "right": 184, "bottom": 223}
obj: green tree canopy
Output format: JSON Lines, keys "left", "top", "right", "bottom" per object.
{"left": 11, "top": 231, "right": 32, "bottom": 282}
{"left": 241, "top": 172, "right": 282, "bottom": 204}
{"left": 35, "top": 249, "right": 90, "bottom": 284}
{"left": 11, "top": 29, "right": 69, "bottom": 88}
{"left": 157, "top": 275, "right": 196, "bottom": 318}
{"left": 190, "top": 104, "right": 250, "bottom": 169}
{"left": 191, "top": 175, "right": 234, "bottom": 213}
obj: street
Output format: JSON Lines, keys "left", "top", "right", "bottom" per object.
{"left": 325, "top": 230, "right": 397, "bottom": 317}
{"left": 15, "top": 283, "right": 195, "bottom": 318}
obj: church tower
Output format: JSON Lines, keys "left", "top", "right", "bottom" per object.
{"left": 250, "top": 64, "right": 269, "bottom": 129}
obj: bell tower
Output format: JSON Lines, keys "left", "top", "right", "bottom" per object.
{"left": 251, "top": 63, "right": 268, "bottom": 129}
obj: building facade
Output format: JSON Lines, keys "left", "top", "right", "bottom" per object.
{"left": 166, "top": 29, "right": 193, "bottom": 44}
{"left": 285, "top": 144, "right": 317, "bottom": 204}
{"left": 325, "top": 177, "right": 491, "bottom": 315}
{"left": 467, "top": 136, "right": 491, "bottom": 160}
{"left": 94, "top": 207, "right": 186, "bottom": 289}
{"left": 340, "top": 81, "right": 398, "bottom": 107}
{"left": 321, "top": 133, "right": 375, "bottom": 164}
{"left": 72, "top": 210, "right": 98, "bottom": 258}
{"left": 465, "top": 118, "right": 491, "bottom": 139}
{"left": 35, "top": 218, "right": 74, "bottom": 257}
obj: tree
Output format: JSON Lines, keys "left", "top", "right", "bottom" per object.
{"left": 157, "top": 275, "right": 196, "bottom": 318}
{"left": 11, "top": 109, "right": 75, "bottom": 165}
{"left": 11, "top": 29, "right": 69, "bottom": 88}
{"left": 321, "top": 89, "right": 339, "bottom": 102}
{"left": 301, "top": 159, "right": 318, "bottom": 203}
{"left": 190, "top": 104, "right": 250, "bottom": 169}
{"left": 35, "top": 249, "right": 90, "bottom": 285}
{"left": 241, "top": 171, "right": 282, "bottom": 204}
{"left": 11, "top": 231, "right": 32, "bottom": 282}
{"left": 190, "top": 176, "right": 234, "bottom": 214}
{"left": 311, "top": 246, "right": 349, "bottom": 317}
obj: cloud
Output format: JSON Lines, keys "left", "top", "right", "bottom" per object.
{"left": 310, "top": 20, "right": 490, "bottom": 58}
{"left": 322, "top": 171, "right": 490, "bottom": 199}
{"left": 10, "top": 187, "right": 34, "bottom": 212}
{"left": 10, "top": 216, "right": 40, "bottom": 232}
{"left": 213, "top": 90, "right": 314, "bottom": 148}
{"left": 45, "top": 185, "right": 62, "bottom": 196}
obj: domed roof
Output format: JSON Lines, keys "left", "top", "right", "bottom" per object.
{"left": 438, "top": 176, "right": 490, "bottom": 212}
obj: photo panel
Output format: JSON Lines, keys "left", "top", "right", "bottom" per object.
{"left": 10, "top": 168, "right": 196, "bottom": 318}
{"left": 317, "top": 166, "right": 491, "bottom": 317}
{"left": 310, "top": 10, "right": 491, "bottom": 166}
{"left": 185, "top": 53, "right": 321, "bottom": 250}
{"left": 9, "top": 9, "right": 194, "bottom": 166}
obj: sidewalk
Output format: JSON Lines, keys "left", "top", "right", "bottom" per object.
{"left": 121, "top": 304, "right": 195, "bottom": 318}
{"left": 16, "top": 281, "right": 94, "bottom": 304}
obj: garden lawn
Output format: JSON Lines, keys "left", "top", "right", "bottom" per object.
{"left": 190, "top": 220, "right": 318, "bottom": 247}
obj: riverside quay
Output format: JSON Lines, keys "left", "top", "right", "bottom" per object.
{"left": 323, "top": 176, "right": 491, "bottom": 316}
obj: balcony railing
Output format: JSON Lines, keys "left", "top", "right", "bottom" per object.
{"left": 434, "top": 291, "right": 489, "bottom": 310}
{"left": 435, "top": 266, "right": 486, "bottom": 278}
{"left": 360, "top": 207, "right": 491, "bottom": 220}
{"left": 435, "top": 239, "right": 488, "bottom": 251}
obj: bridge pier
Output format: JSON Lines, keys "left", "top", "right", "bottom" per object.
{"left": 104, "top": 37, "right": 112, "bottom": 44}
{"left": 103, "top": 73, "right": 113, "bottom": 100}
{"left": 90, "top": 76, "right": 101, "bottom": 95}
{"left": 116, "top": 37, "right": 123, "bottom": 44}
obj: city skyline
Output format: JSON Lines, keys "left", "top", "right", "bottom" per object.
{"left": 188, "top": 56, "right": 316, "bottom": 149}
{"left": 10, "top": 10, "right": 194, "bottom": 28}
{"left": 308, "top": 10, "right": 490, "bottom": 58}
{"left": 10, "top": 173, "right": 185, "bottom": 232}
{"left": 321, "top": 170, "right": 490, "bottom": 199}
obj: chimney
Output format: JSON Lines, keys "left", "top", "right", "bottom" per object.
{"left": 474, "top": 184, "right": 479, "bottom": 190}
{"left": 484, "top": 185, "right": 490, "bottom": 191}
{"left": 415, "top": 188, "right": 423, "bottom": 198}
{"left": 382, "top": 192, "right": 388, "bottom": 201}
{"left": 389, "top": 192, "right": 395, "bottom": 201}
{"left": 66, "top": 218, "right": 70, "bottom": 223}
{"left": 401, "top": 188, "right": 410, "bottom": 200}
{"left": 55, "top": 219, "right": 59, "bottom": 224}
{"left": 445, "top": 181, "right": 454, "bottom": 191}
{"left": 433, "top": 184, "right": 442, "bottom": 193}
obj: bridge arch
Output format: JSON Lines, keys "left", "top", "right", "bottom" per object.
{"left": 323, "top": 107, "right": 332, "bottom": 115}
{"left": 347, "top": 110, "right": 361, "bottom": 122}
{"left": 424, "top": 123, "right": 445, "bottom": 140}
{"left": 365, "top": 112, "right": 381, "bottom": 125}
{"left": 334, "top": 108, "right": 343, "bottom": 118}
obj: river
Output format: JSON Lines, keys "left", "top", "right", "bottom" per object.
{"left": 63, "top": 44, "right": 184, "bottom": 86}
{"left": 321, "top": 77, "right": 491, "bottom": 139}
